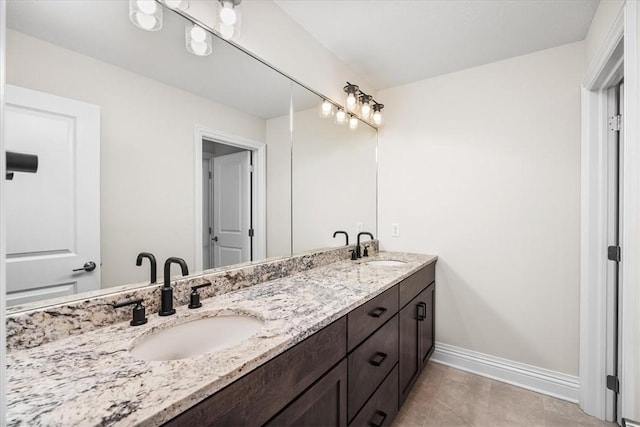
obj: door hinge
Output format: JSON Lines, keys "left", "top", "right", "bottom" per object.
{"left": 607, "top": 375, "right": 620, "bottom": 393}
{"left": 209, "top": 227, "right": 212, "bottom": 235}
{"left": 609, "top": 115, "right": 622, "bottom": 132}
{"left": 248, "top": 228, "right": 254, "bottom": 237}
{"left": 608, "top": 245, "right": 621, "bottom": 262}
{"left": 208, "top": 171, "right": 212, "bottom": 179}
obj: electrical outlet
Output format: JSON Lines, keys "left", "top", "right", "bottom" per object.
{"left": 392, "top": 223, "right": 400, "bottom": 237}
{"left": 356, "top": 222, "right": 364, "bottom": 233}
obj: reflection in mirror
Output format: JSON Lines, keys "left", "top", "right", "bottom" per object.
{"left": 291, "top": 83, "right": 378, "bottom": 254}
{"left": 4, "top": 0, "right": 293, "bottom": 307}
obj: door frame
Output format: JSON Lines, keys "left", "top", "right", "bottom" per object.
{"left": 580, "top": 2, "right": 639, "bottom": 421}
{"left": 194, "top": 126, "right": 266, "bottom": 272}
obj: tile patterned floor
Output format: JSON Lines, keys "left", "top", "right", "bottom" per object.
{"left": 394, "top": 363, "right": 617, "bottom": 427}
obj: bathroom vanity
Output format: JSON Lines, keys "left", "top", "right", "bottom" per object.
{"left": 5, "top": 250, "right": 437, "bottom": 426}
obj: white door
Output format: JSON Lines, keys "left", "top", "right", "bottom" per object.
{"left": 213, "top": 151, "right": 251, "bottom": 267}
{"left": 202, "top": 155, "right": 214, "bottom": 270}
{"left": 5, "top": 85, "right": 100, "bottom": 306}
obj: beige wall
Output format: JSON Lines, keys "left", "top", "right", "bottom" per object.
{"left": 377, "top": 42, "right": 585, "bottom": 375}
{"left": 6, "top": 30, "right": 267, "bottom": 287}
{"left": 584, "top": 0, "right": 625, "bottom": 67}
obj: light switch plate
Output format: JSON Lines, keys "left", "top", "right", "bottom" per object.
{"left": 391, "top": 223, "right": 400, "bottom": 237}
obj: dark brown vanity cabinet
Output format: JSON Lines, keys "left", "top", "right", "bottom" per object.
{"left": 399, "top": 263, "right": 436, "bottom": 405}
{"left": 164, "top": 261, "right": 436, "bottom": 427}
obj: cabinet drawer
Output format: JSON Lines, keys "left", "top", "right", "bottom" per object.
{"left": 348, "top": 314, "right": 399, "bottom": 421}
{"left": 399, "top": 262, "right": 435, "bottom": 308}
{"left": 347, "top": 286, "right": 398, "bottom": 351}
{"left": 348, "top": 365, "right": 398, "bottom": 427}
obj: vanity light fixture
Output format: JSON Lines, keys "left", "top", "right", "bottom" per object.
{"left": 215, "top": 0, "right": 242, "bottom": 40}
{"left": 129, "top": 0, "right": 163, "bottom": 31}
{"left": 335, "top": 108, "right": 347, "bottom": 125}
{"left": 186, "top": 23, "right": 213, "bottom": 56}
{"left": 372, "top": 103, "right": 384, "bottom": 126}
{"left": 341, "top": 82, "right": 385, "bottom": 127}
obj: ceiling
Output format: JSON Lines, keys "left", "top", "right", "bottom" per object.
{"left": 274, "top": 0, "right": 600, "bottom": 90}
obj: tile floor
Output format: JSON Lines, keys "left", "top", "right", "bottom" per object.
{"left": 394, "top": 362, "right": 617, "bottom": 427}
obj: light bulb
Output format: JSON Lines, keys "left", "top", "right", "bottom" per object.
{"left": 220, "top": 1, "right": 237, "bottom": 25}
{"left": 349, "top": 115, "right": 359, "bottom": 130}
{"left": 360, "top": 102, "right": 371, "bottom": 119}
{"left": 189, "top": 40, "right": 209, "bottom": 56}
{"left": 190, "top": 25, "right": 207, "bottom": 43}
{"left": 219, "top": 23, "right": 235, "bottom": 40}
{"left": 164, "top": 0, "right": 186, "bottom": 9}
{"left": 136, "top": 0, "right": 157, "bottom": 14}
{"left": 346, "top": 93, "right": 357, "bottom": 111}
{"left": 320, "top": 100, "right": 333, "bottom": 117}
{"left": 134, "top": 12, "right": 157, "bottom": 30}
{"left": 336, "top": 109, "right": 347, "bottom": 124}
{"left": 372, "top": 111, "right": 382, "bottom": 126}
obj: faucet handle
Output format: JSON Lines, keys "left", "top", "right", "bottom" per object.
{"left": 350, "top": 249, "right": 358, "bottom": 261}
{"left": 113, "top": 298, "right": 148, "bottom": 326}
{"left": 189, "top": 281, "right": 212, "bottom": 309}
{"left": 363, "top": 246, "right": 369, "bottom": 257}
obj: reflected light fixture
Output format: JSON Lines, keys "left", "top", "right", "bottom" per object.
{"left": 335, "top": 109, "right": 347, "bottom": 125}
{"left": 215, "top": 0, "right": 242, "bottom": 40}
{"left": 129, "top": 0, "right": 163, "bottom": 31}
{"left": 186, "top": 23, "right": 212, "bottom": 56}
{"left": 162, "top": 0, "right": 189, "bottom": 10}
{"left": 319, "top": 99, "right": 335, "bottom": 118}
{"left": 348, "top": 115, "right": 359, "bottom": 130}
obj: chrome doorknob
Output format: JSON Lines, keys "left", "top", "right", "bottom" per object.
{"left": 72, "top": 261, "right": 97, "bottom": 272}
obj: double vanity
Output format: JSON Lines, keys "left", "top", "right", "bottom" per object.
{"left": 6, "top": 247, "right": 437, "bottom": 426}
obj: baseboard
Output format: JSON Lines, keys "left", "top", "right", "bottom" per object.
{"left": 431, "top": 342, "right": 579, "bottom": 403}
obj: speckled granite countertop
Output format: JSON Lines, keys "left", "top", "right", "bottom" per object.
{"left": 6, "top": 252, "right": 437, "bottom": 427}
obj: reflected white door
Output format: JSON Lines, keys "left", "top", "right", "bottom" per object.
{"left": 213, "top": 151, "right": 251, "bottom": 267}
{"left": 5, "top": 85, "right": 100, "bottom": 306}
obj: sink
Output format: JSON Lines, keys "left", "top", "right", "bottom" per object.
{"left": 130, "top": 314, "right": 264, "bottom": 361}
{"left": 365, "top": 260, "right": 407, "bottom": 266}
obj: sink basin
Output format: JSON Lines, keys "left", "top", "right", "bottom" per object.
{"left": 365, "top": 260, "right": 407, "bottom": 266}
{"left": 130, "top": 315, "right": 264, "bottom": 361}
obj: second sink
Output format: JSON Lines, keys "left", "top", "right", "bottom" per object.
{"left": 130, "top": 314, "right": 264, "bottom": 361}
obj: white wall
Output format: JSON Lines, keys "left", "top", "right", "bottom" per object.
{"left": 378, "top": 41, "right": 585, "bottom": 375}
{"left": 291, "top": 107, "right": 377, "bottom": 253}
{"left": 584, "top": 0, "right": 625, "bottom": 67}
{"left": 6, "top": 30, "right": 266, "bottom": 288}
{"left": 265, "top": 114, "right": 291, "bottom": 258}
{"left": 185, "top": 0, "right": 376, "bottom": 101}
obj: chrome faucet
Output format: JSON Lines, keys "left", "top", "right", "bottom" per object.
{"left": 159, "top": 257, "right": 189, "bottom": 316}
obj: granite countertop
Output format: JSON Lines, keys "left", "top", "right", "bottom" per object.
{"left": 6, "top": 251, "right": 437, "bottom": 427}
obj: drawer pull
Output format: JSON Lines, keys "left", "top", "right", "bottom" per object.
{"left": 369, "top": 352, "right": 388, "bottom": 367}
{"left": 368, "top": 307, "right": 388, "bottom": 318}
{"left": 369, "top": 410, "right": 387, "bottom": 427}
{"left": 417, "top": 302, "right": 427, "bottom": 321}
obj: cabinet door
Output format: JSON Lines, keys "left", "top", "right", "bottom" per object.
{"left": 418, "top": 283, "right": 435, "bottom": 367}
{"left": 399, "top": 299, "right": 420, "bottom": 405}
{"left": 266, "top": 359, "right": 348, "bottom": 427}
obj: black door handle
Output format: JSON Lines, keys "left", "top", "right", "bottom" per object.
{"left": 72, "top": 261, "right": 96, "bottom": 272}
{"left": 212, "top": 236, "right": 219, "bottom": 242}
{"left": 369, "top": 410, "right": 387, "bottom": 427}
{"left": 369, "top": 351, "right": 388, "bottom": 367}
{"left": 368, "top": 307, "right": 387, "bottom": 318}
{"left": 417, "top": 302, "right": 427, "bottom": 321}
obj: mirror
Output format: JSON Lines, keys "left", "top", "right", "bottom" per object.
{"left": 3, "top": 0, "right": 377, "bottom": 312}
{"left": 4, "top": 0, "right": 294, "bottom": 308}
{"left": 292, "top": 84, "right": 378, "bottom": 254}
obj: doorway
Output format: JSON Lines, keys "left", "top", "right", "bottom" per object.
{"left": 202, "top": 140, "right": 252, "bottom": 270}
{"left": 194, "top": 127, "right": 266, "bottom": 272}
